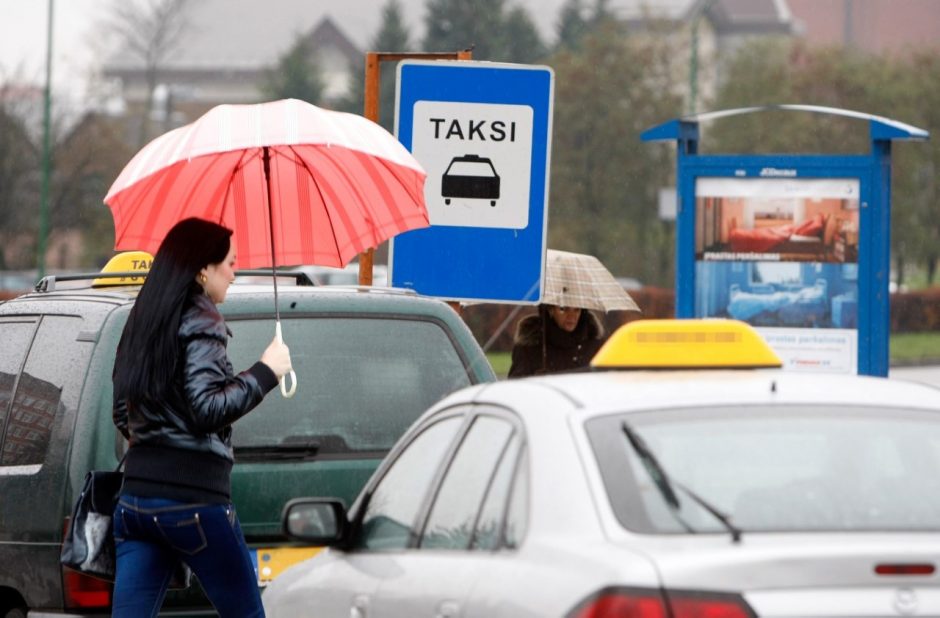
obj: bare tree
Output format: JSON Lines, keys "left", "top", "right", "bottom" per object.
{"left": 0, "top": 97, "right": 40, "bottom": 269}
{"left": 105, "top": 0, "right": 191, "bottom": 146}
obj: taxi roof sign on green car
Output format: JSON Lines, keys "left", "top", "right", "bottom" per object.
{"left": 591, "top": 318, "right": 783, "bottom": 370}
{"left": 91, "top": 251, "right": 153, "bottom": 287}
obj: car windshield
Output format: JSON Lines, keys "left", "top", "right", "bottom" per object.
{"left": 587, "top": 405, "right": 940, "bottom": 533}
{"left": 226, "top": 316, "right": 473, "bottom": 455}
{"left": 447, "top": 161, "right": 495, "bottom": 177}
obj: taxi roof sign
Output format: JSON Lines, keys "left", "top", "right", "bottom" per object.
{"left": 591, "top": 319, "right": 783, "bottom": 369}
{"left": 92, "top": 251, "right": 153, "bottom": 287}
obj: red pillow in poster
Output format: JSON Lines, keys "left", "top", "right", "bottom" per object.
{"left": 729, "top": 225, "right": 793, "bottom": 252}
{"left": 793, "top": 213, "right": 825, "bottom": 237}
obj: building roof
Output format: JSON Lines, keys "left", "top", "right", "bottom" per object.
{"left": 103, "top": 0, "right": 362, "bottom": 73}
{"left": 787, "top": 0, "right": 940, "bottom": 54}
{"left": 102, "top": 0, "right": 797, "bottom": 75}
{"left": 608, "top": 0, "right": 790, "bottom": 27}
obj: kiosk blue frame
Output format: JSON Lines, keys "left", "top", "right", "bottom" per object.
{"left": 642, "top": 105, "right": 928, "bottom": 376}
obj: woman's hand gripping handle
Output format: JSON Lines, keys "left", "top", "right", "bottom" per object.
{"left": 261, "top": 322, "right": 296, "bottom": 398}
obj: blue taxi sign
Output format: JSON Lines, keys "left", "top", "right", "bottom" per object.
{"left": 390, "top": 61, "right": 554, "bottom": 304}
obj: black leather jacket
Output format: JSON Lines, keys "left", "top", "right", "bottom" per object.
{"left": 113, "top": 293, "right": 277, "bottom": 463}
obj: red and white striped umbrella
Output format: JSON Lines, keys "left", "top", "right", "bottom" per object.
{"left": 104, "top": 98, "right": 429, "bottom": 269}
{"left": 105, "top": 99, "right": 430, "bottom": 398}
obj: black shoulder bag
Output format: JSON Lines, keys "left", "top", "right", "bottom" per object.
{"left": 60, "top": 454, "right": 193, "bottom": 588}
{"left": 60, "top": 455, "right": 126, "bottom": 580}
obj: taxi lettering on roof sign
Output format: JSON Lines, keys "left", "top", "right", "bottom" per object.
{"left": 591, "top": 319, "right": 783, "bottom": 369}
{"left": 92, "top": 251, "right": 153, "bottom": 287}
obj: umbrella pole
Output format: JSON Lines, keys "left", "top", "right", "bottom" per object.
{"left": 262, "top": 147, "right": 280, "bottom": 324}
{"left": 262, "top": 146, "right": 297, "bottom": 397}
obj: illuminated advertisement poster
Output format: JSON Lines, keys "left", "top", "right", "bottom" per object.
{"left": 694, "top": 178, "right": 860, "bottom": 373}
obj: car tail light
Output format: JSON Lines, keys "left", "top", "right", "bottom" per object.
{"left": 668, "top": 592, "right": 754, "bottom": 618}
{"left": 568, "top": 587, "right": 669, "bottom": 618}
{"left": 61, "top": 518, "right": 112, "bottom": 609}
{"left": 875, "top": 563, "right": 935, "bottom": 576}
{"left": 568, "top": 587, "right": 754, "bottom": 618}
{"left": 63, "top": 568, "right": 112, "bottom": 609}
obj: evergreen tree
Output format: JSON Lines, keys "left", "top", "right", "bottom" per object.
{"left": 0, "top": 105, "right": 38, "bottom": 267}
{"left": 591, "top": 0, "right": 616, "bottom": 26}
{"left": 556, "top": 0, "right": 589, "bottom": 51}
{"left": 504, "top": 6, "right": 547, "bottom": 63}
{"left": 422, "top": 0, "right": 508, "bottom": 60}
{"left": 547, "top": 21, "right": 682, "bottom": 286}
{"left": 260, "top": 36, "right": 325, "bottom": 105}
{"left": 339, "top": 0, "right": 412, "bottom": 131}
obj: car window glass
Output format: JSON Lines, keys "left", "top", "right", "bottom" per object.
{"left": 0, "top": 320, "right": 37, "bottom": 451}
{"left": 421, "top": 415, "right": 514, "bottom": 550}
{"left": 2, "top": 316, "right": 89, "bottom": 466}
{"left": 471, "top": 433, "right": 522, "bottom": 551}
{"left": 588, "top": 407, "right": 940, "bottom": 533}
{"left": 503, "top": 449, "right": 529, "bottom": 549}
{"left": 355, "top": 416, "right": 463, "bottom": 550}
{"left": 226, "top": 317, "right": 472, "bottom": 454}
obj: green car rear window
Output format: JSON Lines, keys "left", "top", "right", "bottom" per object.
{"left": 227, "top": 316, "right": 472, "bottom": 454}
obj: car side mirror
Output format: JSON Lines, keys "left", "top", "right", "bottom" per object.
{"left": 281, "top": 498, "right": 348, "bottom": 545}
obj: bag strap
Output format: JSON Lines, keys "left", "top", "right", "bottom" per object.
{"left": 115, "top": 451, "right": 128, "bottom": 472}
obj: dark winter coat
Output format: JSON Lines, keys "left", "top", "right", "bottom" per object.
{"left": 113, "top": 292, "right": 278, "bottom": 502}
{"left": 508, "top": 307, "right": 606, "bottom": 378}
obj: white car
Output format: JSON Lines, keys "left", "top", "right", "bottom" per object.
{"left": 264, "top": 320, "right": 940, "bottom": 618}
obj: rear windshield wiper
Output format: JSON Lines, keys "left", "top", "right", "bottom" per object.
{"left": 234, "top": 433, "right": 360, "bottom": 461}
{"left": 234, "top": 441, "right": 320, "bottom": 460}
{"left": 621, "top": 421, "right": 742, "bottom": 543}
{"left": 235, "top": 435, "right": 326, "bottom": 461}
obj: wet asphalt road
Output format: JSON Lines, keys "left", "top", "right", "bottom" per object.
{"left": 889, "top": 364, "right": 940, "bottom": 388}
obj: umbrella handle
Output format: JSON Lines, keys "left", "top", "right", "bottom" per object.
{"left": 275, "top": 321, "right": 298, "bottom": 398}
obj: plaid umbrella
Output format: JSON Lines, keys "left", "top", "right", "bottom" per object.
{"left": 543, "top": 249, "right": 641, "bottom": 312}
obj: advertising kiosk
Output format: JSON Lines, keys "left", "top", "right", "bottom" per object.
{"left": 642, "top": 105, "right": 928, "bottom": 376}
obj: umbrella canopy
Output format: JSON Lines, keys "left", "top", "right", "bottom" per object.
{"left": 104, "top": 98, "right": 429, "bottom": 269}
{"left": 543, "top": 249, "right": 641, "bottom": 313}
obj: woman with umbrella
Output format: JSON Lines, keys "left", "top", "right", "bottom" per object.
{"left": 111, "top": 218, "right": 292, "bottom": 617}
{"left": 508, "top": 250, "right": 640, "bottom": 378}
{"left": 508, "top": 303, "right": 607, "bottom": 377}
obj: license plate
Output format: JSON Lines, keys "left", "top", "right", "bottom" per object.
{"left": 252, "top": 546, "right": 322, "bottom": 586}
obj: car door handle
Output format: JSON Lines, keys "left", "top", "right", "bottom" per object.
{"left": 436, "top": 600, "right": 461, "bottom": 618}
{"left": 350, "top": 594, "right": 369, "bottom": 618}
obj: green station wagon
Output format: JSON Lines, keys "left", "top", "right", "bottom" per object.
{"left": 0, "top": 262, "right": 494, "bottom": 617}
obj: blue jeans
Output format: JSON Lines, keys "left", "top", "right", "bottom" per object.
{"left": 113, "top": 495, "right": 263, "bottom": 618}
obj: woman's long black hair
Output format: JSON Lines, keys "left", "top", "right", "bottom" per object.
{"left": 114, "top": 218, "right": 233, "bottom": 405}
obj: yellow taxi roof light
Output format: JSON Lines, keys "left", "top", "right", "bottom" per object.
{"left": 591, "top": 319, "right": 782, "bottom": 369}
{"left": 92, "top": 251, "right": 153, "bottom": 287}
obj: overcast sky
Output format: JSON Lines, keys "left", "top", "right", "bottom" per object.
{"left": 0, "top": 0, "right": 566, "bottom": 105}
{"left": 0, "top": 0, "right": 108, "bottom": 100}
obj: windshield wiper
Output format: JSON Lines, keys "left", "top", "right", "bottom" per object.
{"left": 234, "top": 441, "right": 320, "bottom": 460}
{"left": 621, "top": 421, "right": 742, "bottom": 543}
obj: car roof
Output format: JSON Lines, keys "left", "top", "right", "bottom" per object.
{"left": 440, "top": 369, "right": 940, "bottom": 422}
{"left": 1, "top": 281, "right": 454, "bottom": 319}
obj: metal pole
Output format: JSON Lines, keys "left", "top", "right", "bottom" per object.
{"left": 688, "top": 16, "right": 698, "bottom": 115}
{"left": 37, "top": 0, "right": 54, "bottom": 278}
{"left": 358, "top": 52, "right": 380, "bottom": 286}
{"left": 358, "top": 49, "right": 474, "bottom": 287}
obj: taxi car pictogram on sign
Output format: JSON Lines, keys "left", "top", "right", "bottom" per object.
{"left": 264, "top": 319, "right": 940, "bottom": 618}
{"left": 441, "top": 154, "right": 501, "bottom": 206}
